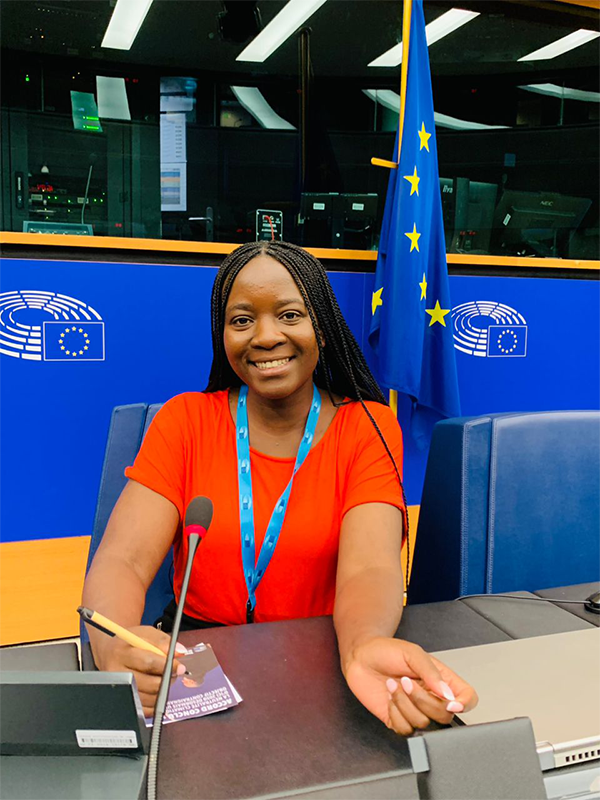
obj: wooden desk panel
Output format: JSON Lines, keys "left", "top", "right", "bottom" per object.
{"left": 0, "top": 536, "right": 90, "bottom": 645}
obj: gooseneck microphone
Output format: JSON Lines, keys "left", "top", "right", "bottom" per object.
{"left": 146, "top": 496, "right": 214, "bottom": 800}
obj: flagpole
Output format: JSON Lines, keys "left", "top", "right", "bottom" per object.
{"left": 389, "top": 0, "right": 413, "bottom": 415}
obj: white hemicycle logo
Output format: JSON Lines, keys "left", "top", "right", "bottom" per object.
{"left": 451, "top": 301, "right": 528, "bottom": 358}
{"left": 0, "top": 290, "right": 105, "bottom": 362}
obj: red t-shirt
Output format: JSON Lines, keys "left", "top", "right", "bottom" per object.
{"left": 125, "top": 390, "right": 405, "bottom": 625}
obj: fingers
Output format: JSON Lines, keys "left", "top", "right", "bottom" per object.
{"left": 100, "top": 625, "right": 188, "bottom": 717}
{"left": 386, "top": 677, "right": 455, "bottom": 735}
{"left": 386, "top": 679, "right": 431, "bottom": 735}
{"left": 400, "top": 643, "right": 478, "bottom": 713}
{"left": 429, "top": 655, "right": 479, "bottom": 712}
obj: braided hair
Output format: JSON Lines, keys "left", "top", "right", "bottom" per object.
{"left": 206, "top": 240, "right": 410, "bottom": 581}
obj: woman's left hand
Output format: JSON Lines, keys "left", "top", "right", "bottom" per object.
{"left": 344, "top": 636, "right": 478, "bottom": 736}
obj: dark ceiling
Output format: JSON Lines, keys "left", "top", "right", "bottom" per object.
{"left": 1, "top": 0, "right": 598, "bottom": 82}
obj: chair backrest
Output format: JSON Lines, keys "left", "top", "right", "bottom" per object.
{"left": 408, "top": 410, "right": 600, "bottom": 604}
{"left": 81, "top": 403, "right": 169, "bottom": 644}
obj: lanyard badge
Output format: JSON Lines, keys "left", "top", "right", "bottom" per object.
{"left": 236, "top": 384, "right": 321, "bottom": 623}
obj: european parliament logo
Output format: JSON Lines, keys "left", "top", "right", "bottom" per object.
{"left": 451, "top": 301, "right": 528, "bottom": 358}
{"left": 0, "top": 291, "right": 105, "bottom": 362}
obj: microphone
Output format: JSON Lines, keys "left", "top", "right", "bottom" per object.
{"left": 146, "top": 496, "right": 214, "bottom": 800}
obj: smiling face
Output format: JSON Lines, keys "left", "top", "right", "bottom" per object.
{"left": 223, "top": 254, "right": 320, "bottom": 402}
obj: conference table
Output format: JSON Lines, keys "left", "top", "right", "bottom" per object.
{"left": 1, "top": 583, "right": 599, "bottom": 800}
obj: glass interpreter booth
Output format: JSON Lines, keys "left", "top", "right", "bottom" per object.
{"left": 1, "top": 0, "right": 598, "bottom": 259}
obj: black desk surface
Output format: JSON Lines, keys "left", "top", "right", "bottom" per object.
{"left": 1, "top": 584, "right": 598, "bottom": 800}
{"left": 156, "top": 586, "right": 598, "bottom": 800}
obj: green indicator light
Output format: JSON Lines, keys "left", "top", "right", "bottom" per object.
{"left": 25, "top": 75, "right": 30, "bottom": 82}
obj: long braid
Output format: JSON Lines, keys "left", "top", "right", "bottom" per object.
{"left": 206, "top": 241, "right": 410, "bottom": 594}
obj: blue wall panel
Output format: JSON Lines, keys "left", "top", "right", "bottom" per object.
{"left": 1, "top": 257, "right": 598, "bottom": 543}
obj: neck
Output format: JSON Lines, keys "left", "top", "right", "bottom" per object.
{"left": 246, "top": 382, "right": 315, "bottom": 434}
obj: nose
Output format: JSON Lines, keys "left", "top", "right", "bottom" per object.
{"left": 251, "top": 315, "right": 286, "bottom": 350}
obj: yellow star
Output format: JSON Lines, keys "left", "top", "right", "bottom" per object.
{"left": 426, "top": 300, "right": 451, "bottom": 327}
{"left": 372, "top": 287, "right": 383, "bottom": 315}
{"left": 418, "top": 122, "right": 431, "bottom": 152}
{"left": 79, "top": 350, "right": 84, "bottom": 355}
{"left": 419, "top": 273, "right": 427, "bottom": 300}
{"left": 403, "top": 166, "right": 420, "bottom": 196}
{"left": 405, "top": 223, "right": 421, "bottom": 252}
{"left": 71, "top": 326, "right": 76, "bottom": 331}
{"left": 78, "top": 328, "right": 83, "bottom": 333}
{"left": 60, "top": 346, "right": 65, "bottom": 350}
{"left": 65, "top": 350, "right": 70, "bottom": 355}
{"left": 84, "top": 346, "right": 89, "bottom": 350}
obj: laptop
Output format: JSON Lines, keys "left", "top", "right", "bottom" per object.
{"left": 431, "top": 628, "right": 600, "bottom": 771}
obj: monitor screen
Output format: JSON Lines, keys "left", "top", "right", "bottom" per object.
{"left": 492, "top": 190, "right": 591, "bottom": 257}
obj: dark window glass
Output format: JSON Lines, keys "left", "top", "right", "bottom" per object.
{"left": 1, "top": 0, "right": 598, "bottom": 258}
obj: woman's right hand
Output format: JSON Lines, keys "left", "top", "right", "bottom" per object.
{"left": 94, "top": 625, "right": 187, "bottom": 717}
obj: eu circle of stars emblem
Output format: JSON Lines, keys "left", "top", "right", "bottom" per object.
{"left": 58, "top": 326, "right": 91, "bottom": 358}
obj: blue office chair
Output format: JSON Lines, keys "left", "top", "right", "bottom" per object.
{"left": 80, "top": 403, "right": 171, "bottom": 660}
{"left": 408, "top": 410, "right": 600, "bottom": 604}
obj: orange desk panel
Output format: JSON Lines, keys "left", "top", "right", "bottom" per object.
{"left": 0, "top": 536, "right": 90, "bottom": 646}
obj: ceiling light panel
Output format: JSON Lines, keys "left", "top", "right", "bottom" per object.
{"left": 518, "top": 29, "right": 599, "bottom": 62}
{"left": 231, "top": 87, "right": 296, "bottom": 129}
{"left": 237, "top": 0, "right": 328, "bottom": 63}
{"left": 363, "top": 90, "right": 509, "bottom": 129}
{"left": 101, "top": 0, "right": 154, "bottom": 51}
{"left": 519, "top": 83, "right": 600, "bottom": 103}
{"left": 368, "top": 8, "right": 479, "bottom": 68}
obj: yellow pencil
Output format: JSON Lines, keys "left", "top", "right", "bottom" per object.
{"left": 78, "top": 605, "right": 170, "bottom": 658}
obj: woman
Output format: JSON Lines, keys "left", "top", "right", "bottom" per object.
{"left": 83, "top": 240, "right": 477, "bottom": 735}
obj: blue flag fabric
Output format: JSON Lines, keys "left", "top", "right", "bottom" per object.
{"left": 368, "top": 0, "right": 460, "bottom": 444}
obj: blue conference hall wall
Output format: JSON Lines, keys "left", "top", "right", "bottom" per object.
{"left": 1, "top": 256, "right": 598, "bottom": 543}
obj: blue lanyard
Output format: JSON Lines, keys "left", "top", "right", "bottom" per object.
{"left": 236, "top": 384, "right": 321, "bottom": 623}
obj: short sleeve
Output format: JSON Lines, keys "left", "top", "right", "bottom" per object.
{"left": 124, "top": 394, "right": 189, "bottom": 520}
{"left": 341, "top": 402, "right": 407, "bottom": 531}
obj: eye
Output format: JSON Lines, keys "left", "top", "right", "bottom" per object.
{"left": 230, "top": 315, "right": 253, "bottom": 327}
{"left": 280, "top": 310, "right": 301, "bottom": 322}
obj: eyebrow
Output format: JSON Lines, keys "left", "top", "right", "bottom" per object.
{"left": 227, "top": 298, "right": 304, "bottom": 313}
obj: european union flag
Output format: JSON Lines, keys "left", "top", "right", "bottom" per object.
{"left": 368, "top": 0, "right": 460, "bottom": 444}
{"left": 43, "top": 321, "right": 105, "bottom": 361}
{"left": 487, "top": 325, "right": 528, "bottom": 357}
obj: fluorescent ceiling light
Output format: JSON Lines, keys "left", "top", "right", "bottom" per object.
{"left": 518, "top": 29, "right": 599, "bottom": 61}
{"left": 363, "top": 89, "right": 509, "bottom": 130}
{"left": 231, "top": 87, "right": 296, "bottom": 130}
{"left": 369, "top": 8, "right": 479, "bottom": 68}
{"left": 433, "top": 111, "right": 509, "bottom": 131}
{"left": 96, "top": 76, "right": 131, "bottom": 120}
{"left": 101, "top": 0, "right": 154, "bottom": 50}
{"left": 519, "top": 83, "right": 600, "bottom": 103}
{"left": 237, "top": 0, "right": 328, "bottom": 63}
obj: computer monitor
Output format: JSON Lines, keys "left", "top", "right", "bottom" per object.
{"left": 300, "top": 193, "right": 338, "bottom": 220}
{"left": 338, "top": 193, "right": 378, "bottom": 221}
{"left": 439, "top": 178, "right": 497, "bottom": 254}
{"left": 439, "top": 177, "right": 455, "bottom": 249}
{"left": 299, "top": 192, "right": 378, "bottom": 248}
{"left": 492, "top": 189, "right": 591, "bottom": 258}
{"left": 460, "top": 180, "right": 498, "bottom": 253}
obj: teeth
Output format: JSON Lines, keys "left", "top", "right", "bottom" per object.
{"left": 254, "top": 358, "right": 290, "bottom": 370}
